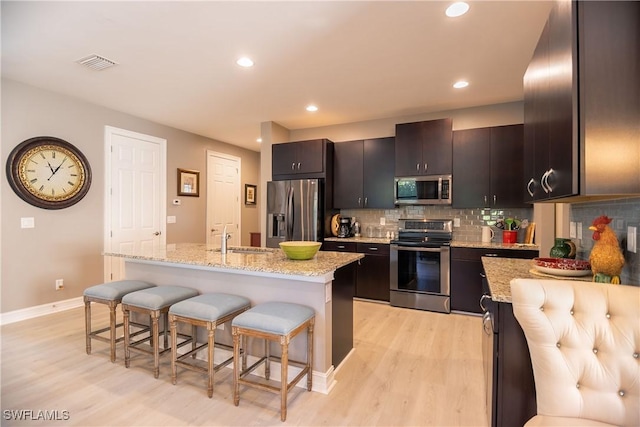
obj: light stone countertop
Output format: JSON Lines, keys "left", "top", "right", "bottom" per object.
{"left": 482, "top": 257, "right": 591, "bottom": 303}
{"left": 451, "top": 241, "right": 539, "bottom": 251}
{"left": 325, "top": 238, "right": 540, "bottom": 251}
{"left": 324, "top": 237, "right": 391, "bottom": 245}
{"left": 104, "top": 243, "right": 363, "bottom": 277}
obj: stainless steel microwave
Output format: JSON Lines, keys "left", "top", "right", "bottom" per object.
{"left": 394, "top": 175, "right": 452, "bottom": 205}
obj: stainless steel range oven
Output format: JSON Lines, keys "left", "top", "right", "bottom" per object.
{"left": 390, "top": 219, "right": 452, "bottom": 313}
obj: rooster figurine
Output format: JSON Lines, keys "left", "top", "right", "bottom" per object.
{"left": 588, "top": 215, "right": 625, "bottom": 284}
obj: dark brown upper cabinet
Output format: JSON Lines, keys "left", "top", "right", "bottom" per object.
{"left": 453, "top": 125, "right": 527, "bottom": 209}
{"left": 524, "top": 1, "right": 640, "bottom": 202}
{"left": 272, "top": 139, "right": 333, "bottom": 180}
{"left": 333, "top": 137, "right": 395, "bottom": 209}
{"left": 395, "top": 118, "right": 453, "bottom": 177}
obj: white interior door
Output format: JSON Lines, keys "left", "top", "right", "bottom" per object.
{"left": 104, "top": 126, "right": 166, "bottom": 281}
{"left": 206, "top": 151, "right": 240, "bottom": 247}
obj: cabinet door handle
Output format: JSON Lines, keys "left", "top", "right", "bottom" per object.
{"left": 368, "top": 247, "right": 378, "bottom": 251}
{"left": 337, "top": 245, "right": 345, "bottom": 249}
{"left": 416, "top": 163, "right": 420, "bottom": 172}
{"left": 545, "top": 168, "right": 554, "bottom": 193}
{"left": 297, "top": 162, "right": 301, "bottom": 170}
{"left": 291, "top": 162, "right": 296, "bottom": 170}
{"left": 358, "top": 197, "right": 362, "bottom": 206}
{"left": 424, "top": 163, "right": 428, "bottom": 172}
{"left": 527, "top": 178, "right": 535, "bottom": 197}
{"left": 484, "top": 195, "right": 488, "bottom": 205}
{"left": 485, "top": 253, "right": 498, "bottom": 257}
{"left": 364, "top": 197, "right": 368, "bottom": 207}
{"left": 493, "top": 195, "right": 497, "bottom": 205}
{"left": 480, "top": 294, "right": 492, "bottom": 312}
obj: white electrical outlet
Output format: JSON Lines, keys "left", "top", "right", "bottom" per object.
{"left": 569, "top": 222, "right": 576, "bottom": 238}
{"left": 453, "top": 217, "right": 461, "bottom": 227}
{"left": 628, "top": 226, "right": 637, "bottom": 253}
{"left": 55, "top": 279, "right": 64, "bottom": 290}
{"left": 379, "top": 217, "right": 386, "bottom": 226}
{"left": 577, "top": 222, "right": 583, "bottom": 240}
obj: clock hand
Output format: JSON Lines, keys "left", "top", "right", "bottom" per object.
{"left": 51, "top": 157, "right": 68, "bottom": 176}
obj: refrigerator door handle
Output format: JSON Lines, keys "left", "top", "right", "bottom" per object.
{"left": 286, "top": 186, "right": 294, "bottom": 240}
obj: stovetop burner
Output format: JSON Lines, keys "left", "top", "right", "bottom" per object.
{"left": 392, "top": 218, "right": 453, "bottom": 247}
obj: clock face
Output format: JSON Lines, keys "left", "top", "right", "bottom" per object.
{"left": 6, "top": 137, "right": 92, "bottom": 209}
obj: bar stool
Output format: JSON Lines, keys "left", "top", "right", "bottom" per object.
{"left": 168, "top": 293, "right": 251, "bottom": 397}
{"left": 83, "top": 280, "right": 155, "bottom": 362}
{"left": 232, "top": 302, "right": 315, "bottom": 422}
{"left": 122, "top": 286, "right": 199, "bottom": 378}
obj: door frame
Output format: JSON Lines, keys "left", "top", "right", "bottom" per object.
{"left": 206, "top": 150, "right": 241, "bottom": 246}
{"left": 103, "top": 126, "right": 167, "bottom": 281}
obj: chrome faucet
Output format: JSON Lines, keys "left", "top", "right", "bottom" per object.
{"left": 221, "top": 226, "right": 231, "bottom": 254}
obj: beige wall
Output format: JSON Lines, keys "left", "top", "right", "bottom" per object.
{"left": 1, "top": 79, "right": 259, "bottom": 313}
{"left": 287, "top": 101, "right": 524, "bottom": 142}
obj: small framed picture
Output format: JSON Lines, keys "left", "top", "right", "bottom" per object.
{"left": 178, "top": 168, "right": 200, "bottom": 197}
{"left": 245, "top": 184, "right": 257, "bottom": 205}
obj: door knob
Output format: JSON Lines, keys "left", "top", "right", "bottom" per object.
{"left": 153, "top": 231, "right": 161, "bottom": 236}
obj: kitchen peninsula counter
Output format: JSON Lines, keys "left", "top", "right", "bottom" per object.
{"left": 482, "top": 256, "right": 591, "bottom": 303}
{"left": 104, "top": 243, "right": 363, "bottom": 394}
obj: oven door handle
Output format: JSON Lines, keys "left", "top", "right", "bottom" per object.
{"left": 391, "top": 244, "right": 441, "bottom": 253}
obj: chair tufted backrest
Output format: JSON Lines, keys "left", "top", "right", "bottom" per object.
{"left": 511, "top": 279, "right": 639, "bottom": 427}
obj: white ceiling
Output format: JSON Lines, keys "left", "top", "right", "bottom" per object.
{"left": 1, "top": 1, "right": 553, "bottom": 152}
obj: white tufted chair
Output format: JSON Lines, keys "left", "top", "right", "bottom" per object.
{"left": 510, "top": 278, "right": 639, "bottom": 427}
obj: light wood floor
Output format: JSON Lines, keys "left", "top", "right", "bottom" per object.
{"left": 1, "top": 300, "right": 487, "bottom": 426}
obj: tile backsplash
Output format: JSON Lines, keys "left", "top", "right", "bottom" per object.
{"left": 569, "top": 197, "right": 640, "bottom": 285}
{"left": 341, "top": 196, "right": 639, "bottom": 285}
{"left": 340, "top": 206, "right": 534, "bottom": 242}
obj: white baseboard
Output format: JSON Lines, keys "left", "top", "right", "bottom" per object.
{"left": 0, "top": 297, "right": 84, "bottom": 325}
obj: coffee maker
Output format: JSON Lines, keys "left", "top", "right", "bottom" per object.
{"left": 338, "top": 217, "right": 352, "bottom": 238}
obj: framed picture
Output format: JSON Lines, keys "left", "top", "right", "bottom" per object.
{"left": 177, "top": 168, "right": 200, "bottom": 197}
{"left": 245, "top": 184, "right": 257, "bottom": 205}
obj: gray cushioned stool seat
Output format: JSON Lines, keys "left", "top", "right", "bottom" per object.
{"left": 83, "top": 280, "right": 155, "bottom": 362}
{"left": 232, "top": 301, "right": 315, "bottom": 421}
{"left": 122, "top": 286, "right": 199, "bottom": 378}
{"left": 231, "top": 302, "right": 314, "bottom": 334}
{"left": 170, "top": 293, "right": 251, "bottom": 321}
{"left": 123, "top": 286, "right": 199, "bottom": 309}
{"left": 168, "top": 293, "right": 251, "bottom": 397}
{"left": 84, "top": 280, "right": 155, "bottom": 301}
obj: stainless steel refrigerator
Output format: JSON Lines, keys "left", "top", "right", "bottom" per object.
{"left": 266, "top": 179, "right": 326, "bottom": 248}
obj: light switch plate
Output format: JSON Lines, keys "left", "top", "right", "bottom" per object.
{"left": 628, "top": 226, "right": 637, "bottom": 253}
{"left": 577, "top": 222, "right": 583, "bottom": 240}
{"left": 569, "top": 222, "right": 576, "bottom": 238}
{"left": 21, "top": 217, "right": 35, "bottom": 228}
{"left": 167, "top": 216, "right": 176, "bottom": 224}
{"left": 453, "top": 217, "right": 461, "bottom": 227}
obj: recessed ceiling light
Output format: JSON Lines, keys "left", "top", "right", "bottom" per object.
{"left": 453, "top": 80, "right": 469, "bottom": 89}
{"left": 446, "top": 2, "right": 469, "bottom": 18}
{"left": 236, "top": 57, "right": 254, "bottom": 67}
{"left": 306, "top": 105, "right": 318, "bottom": 112}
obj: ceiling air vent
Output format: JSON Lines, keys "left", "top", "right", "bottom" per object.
{"left": 76, "top": 54, "right": 118, "bottom": 71}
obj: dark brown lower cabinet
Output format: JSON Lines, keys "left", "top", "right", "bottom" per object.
{"left": 450, "top": 247, "right": 538, "bottom": 314}
{"left": 331, "top": 262, "right": 356, "bottom": 366}
{"left": 483, "top": 280, "right": 537, "bottom": 427}
{"left": 322, "top": 241, "right": 390, "bottom": 302}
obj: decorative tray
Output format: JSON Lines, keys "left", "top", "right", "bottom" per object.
{"left": 532, "top": 257, "right": 592, "bottom": 277}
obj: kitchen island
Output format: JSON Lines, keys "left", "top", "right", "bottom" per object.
{"left": 104, "top": 243, "right": 363, "bottom": 394}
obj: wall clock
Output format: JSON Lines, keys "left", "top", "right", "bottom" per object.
{"left": 6, "top": 136, "right": 92, "bottom": 209}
